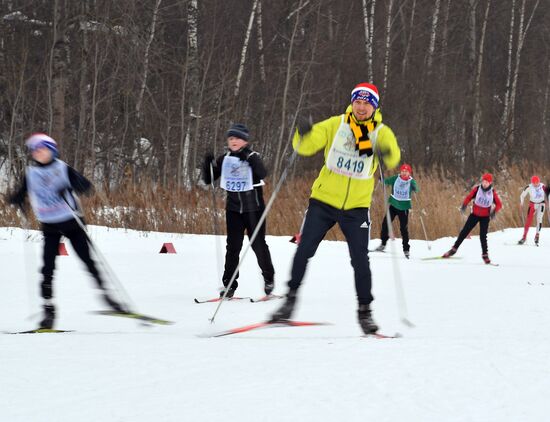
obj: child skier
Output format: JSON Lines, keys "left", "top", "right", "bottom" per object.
{"left": 8, "top": 133, "right": 126, "bottom": 329}
{"left": 202, "top": 123, "right": 275, "bottom": 298}
{"left": 442, "top": 173, "right": 502, "bottom": 264}
{"left": 518, "top": 176, "right": 549, "bottom": 246}
{"left": 374, "top": 163, "right": 419, "bottom": 258}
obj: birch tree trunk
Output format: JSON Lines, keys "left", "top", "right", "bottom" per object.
{"left": 500, "top": 0, "right": 516, "bottom": 149}
{"left": 256, "top": 0, "right": 266, "bottom": 83}
{"left": 361, "top": 0, "right": 376, "bottom": 81}
{"left": 400, "top": 0, "right": 417, "bottom": 79}
{"left": 234, "top": 0, "right": 259, "bottom": 98}
{"left": 75, "top": 1, "right": 89, "bottom": 169}
{"left": 181, "top": 0, "right": 199, "bottom": 188}
{"left": 426, "top": 0, "right": 441, "bottom": 72}
{"left": 382, "top": 0, "right": 394, "bottom": 93}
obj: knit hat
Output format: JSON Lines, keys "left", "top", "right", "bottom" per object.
{"left": 226, "top": 123, "right": 250, "bottom": 141}
{"left": 25, "top": 133, "right": 58, "bottom": 158}
{"left": 531, "top": 175, "right": 540, "bottom": 185}
{"left": 351, "top": 83, "right": 379, "bottom": 109}
{"left": 481, "top": 173, "right": 493, "bottom": 183}
{"left": 400, "top": 163, "right": 412, "bottom": 174}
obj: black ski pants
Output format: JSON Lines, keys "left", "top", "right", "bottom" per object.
{"left": 223, "top": 209, "right": 275, "bottom": 288}
{"left": 288, "top": 199, "right": 374, "bottom": 305}
{"left": 380, "top": 205, "right": 410, "bottom": 251}
{"left": 453, "top": 214, "right": 490, "bottom": 254}
{"left": 41, "top": 219, "right": 105, "bottom": 300}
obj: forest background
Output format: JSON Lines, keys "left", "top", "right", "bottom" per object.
{"left": 0, "top": 0, "right": 548, "bottom": 240}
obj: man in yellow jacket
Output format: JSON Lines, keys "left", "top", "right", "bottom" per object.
{"left": 271, "top": 82, "right": 401, "bottom": 335}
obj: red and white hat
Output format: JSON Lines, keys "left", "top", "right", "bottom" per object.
{"left": 400, "top": 163, "right": 412, "bottom": 174}
{"left": 351, "top": 83, "right": 379, "bottom": 108}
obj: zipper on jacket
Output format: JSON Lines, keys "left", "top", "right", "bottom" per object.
{"left": 341, "top": 176, "right": 352, "bottom": 209}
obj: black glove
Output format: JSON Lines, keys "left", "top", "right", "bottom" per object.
{"left": 460, "top": 204, "right": 467, "bottom": 214}
{"left": 202, "top": 153, "right": 216, "bottom": 184}
{"left": 490, "top": 210, "right": 496, "bottom": 220}
{"left": 204, "top": 153, "right": 215, "bottom": 167}
{"left": 236, "top": 148, "right": 251, "bottom": 162}
{"left": 296, "top": 115, "right": 313, "bottom": 136}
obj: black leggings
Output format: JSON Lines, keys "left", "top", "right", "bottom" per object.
{"left": 41, "top": 219, "right": 105, "bottom": 299}
{"left": 453, "top": 214, "right": 490, "bottom": 254}
{"left": 380, "top": 205, "right": 410, "bottom": 251}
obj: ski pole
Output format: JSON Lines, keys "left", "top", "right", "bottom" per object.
{"left": 209, "top": 148, "right": 300, "bottom": 324}
{"left": 377, "top": 154, "right": 414, "bottom": 328}
{"left": 413, "top": 196, "right": 431, "bottom": 250}
{"left": 61, "top": 193, "right": 135, "bottom": 312}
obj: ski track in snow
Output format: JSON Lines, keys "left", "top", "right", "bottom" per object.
{"left": 1, "top": 226, "right": 549, "bottom": 422}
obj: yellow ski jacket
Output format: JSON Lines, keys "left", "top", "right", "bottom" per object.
{"left": 293, "top": 108, "right": 400, "bottom": 210}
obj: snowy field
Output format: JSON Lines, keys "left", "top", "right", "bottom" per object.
{"left": 1, "top": 225, "right": 549, "bottom": 422}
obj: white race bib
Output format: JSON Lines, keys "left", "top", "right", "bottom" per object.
{"left": 220, "top": 156, "right": 254, "bottom": 192}
{"left": 529, "top": 183, "right": 545, "bottom": 203}
{"left": 474, "top": 186, "right": 493, "bottom": 208}
{"left": 392, "top": 177, "right": 412, "bottom": 201}
{"left": 325, "top": 116, "right": 382, "bottom": 180}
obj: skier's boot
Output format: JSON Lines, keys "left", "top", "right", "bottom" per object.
{"left": 404, "top": 250, "right": 410, "bottom": 259}
{"left": 518, "top": 238, "right": 526, "bottom": 245}
{"left": 482, "top": 253, "right": 491, "bottom": 264}
{"left": 39, "top": 301, "right": 56, "bottom": 329}
{"left": 357, "top": 304, "right": 379, "bottom": 335}
{"left": 374, "top": 243, "right": 386, "bottom": 252}
{"left": 270, "top": 289, "right": 297, "bottom": 321}
{"left": 101, "top": 291, "right": 127, "bottom": 313}
{"left": 535, "top": 234, "right": 540, "bottom": 246}
{"left": 442, "top": 247, "right": 457, "bottom": 258}
{"left": 264, "top": 279, "right": 275, "bottom": 296}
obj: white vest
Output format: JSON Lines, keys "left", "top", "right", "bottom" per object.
{"left": 220, "top": 155, "right": 254, "bottom": 192}
{"left": 325, "top": 115, "right": 383, "bottom": 179}
{"left": 26, "top": 159, "right": 75, "bottom": 223}
{"left": 392, "top": 177, "right": 412, "bottom": 201}
{"left": 529, "top": 183, "right": 545, "bottom": 204}
{"left": 474, "top": 186, "right": 493, "bottom": 208}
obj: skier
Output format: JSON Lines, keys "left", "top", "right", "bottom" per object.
{"left": 442, "top": 173, "right": 502, "bottom": 264}
{"left": 202, "top": 123, "right": 275, "bottom": 298}
{"left": 270, "top": 82, "right": 401, "bottom": 335}
{"left": 518, "top": 176, "right": 549, "bottom": 246}
{"left": 374, "top": 163, "right": 419, "bottom": 258}
{"left": 7, "top": 133, "right": 126, "bottom": 329}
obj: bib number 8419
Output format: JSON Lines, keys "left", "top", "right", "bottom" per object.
{"left": 336, "top": 157, "right": 364, "bottom": 173}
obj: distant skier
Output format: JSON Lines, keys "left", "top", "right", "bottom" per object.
{"left": 442, "top": 173, "right": 502, "bottom": 264}
{"left": 202, "top": 123, "right": 275, "bottom": 298}
{"left": 518, "top": 176, "right": 549, "bottom": 246}
{"left": 374, "top": 163, "right": 419, "bottom": 258}
{"left": 7, "top": 133, "right": 126, "bottom": 329}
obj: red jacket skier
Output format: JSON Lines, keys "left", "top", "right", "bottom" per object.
{"left": 442, "top": 173, "right": 502, "bottom": 264}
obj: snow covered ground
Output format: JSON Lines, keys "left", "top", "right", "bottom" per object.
{"left": 1, "top": 225, "right": 549, "bottom": 422}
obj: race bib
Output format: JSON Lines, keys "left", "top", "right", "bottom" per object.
{"left": 474, "top": 186, "right": 493, "bottom": 208}
{"left": 220, "top": 156, "right": 253, "bottom": 192}
{"left": 325, "top": 117, "right": 381, "bottom": 179}
{"left": 530, "top": 184, "right": 545, "bottom": 203}
{"left": 392, "top": 177, "right": 412, "bottom": 201}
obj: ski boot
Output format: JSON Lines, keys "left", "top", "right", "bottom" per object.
{"left": 374, "top": 243, "right": 386, "bottom": 252}
{"left": 404, "top": 250, "right": 410, "bottom": 259}
{"left": 270, "top": 289, "right": 297, "bottom": 321}
{"left": 101, "top": 290, "right": 127, "bottom": 312}
{"left": 442, "top": 247, "right": 457, "bottom": 258}
{"left": 482, "top": 253, "right": 491, "bottom": 264}
{"left": 219, "top": 286, "right": 236, "bottom": 299}
{"left": 357, "top": 304, "right": 379, "bottom": 335}
{"left": 535, "top": 234, "right": 540, "bottom": 246}
{"left": 518, "top": 238, "right": 526, "bottom": 245}
{"left": 39, "top": 301, "right": 56, "bottom": 329}
{"left": 264, "top": 279, "right": 275, "bottom": 296}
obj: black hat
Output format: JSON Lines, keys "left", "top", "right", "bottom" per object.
{"left": 226, "top": 123, "right": 249, "bottom": 141}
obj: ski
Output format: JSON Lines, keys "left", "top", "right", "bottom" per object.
{"left": 363, "top": 332, "right": 402, "bottom": 339}
{"left": 5, "top": 328, "right": 74, "bottom": 334}
{"left": 421, "top": 256, "right": 462, "bottom": 261}
{"left": 199, "top": 319, "right": 330, "bottom": 338}
{"left": 194, "top": 296, "right": 252, "bottom": 304}
{"left": 249, "top": 294, "right": 284, "bottom": 303}
{"left": 93, "top": 310, "right": 174, "bottom": 325}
